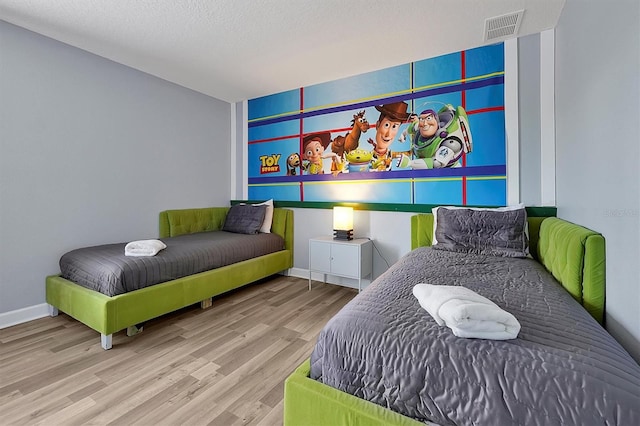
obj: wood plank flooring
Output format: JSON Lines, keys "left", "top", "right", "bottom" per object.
{"left": 0, "top": 276, "right": 357, "bottom": 425}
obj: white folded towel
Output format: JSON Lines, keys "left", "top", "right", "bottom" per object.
{"left": 124, "top": 239, "right": 167, "bottom": 257}
{"left": 412, "top": 284, "right": 520, "bottom": 340}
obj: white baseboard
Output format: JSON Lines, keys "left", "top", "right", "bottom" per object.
{"left": 288, "top": 267, "right": 309, "bottom": 279}
{"left": 0, "top": 303, "right": 51, "bottom": 329}
{"left": 288, "top": 267, "right": 369, "bottom": 290}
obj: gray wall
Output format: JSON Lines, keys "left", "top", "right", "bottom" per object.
{"left": 555, "top": 0, "right": 640, "bottom": 361}
{"left": 518, "top": 34, "right": 542, "bottom": 206}
{"left": 0, "top": 21, "right": 231, "bottom": 313}
{"left": 234, "top": 102, "right": 245, "bottom": 199}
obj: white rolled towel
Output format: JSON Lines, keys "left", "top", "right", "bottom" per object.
{"left": 124, "top": 239, "right": 167, "bottom": 257}
{"left": 412, "top": 284, "right": 520, "bottom": 340}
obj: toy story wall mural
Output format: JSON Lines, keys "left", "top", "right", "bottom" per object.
{"left": 247, "top": 43, "right": 506, "bottom": 206}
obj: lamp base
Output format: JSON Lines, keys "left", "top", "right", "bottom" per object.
{"left": 333, "top": 229, "right": 353, "bottom": 240}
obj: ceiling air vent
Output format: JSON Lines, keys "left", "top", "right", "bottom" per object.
{"left": 484, "top": 10, "right": 524, "bottom": 41}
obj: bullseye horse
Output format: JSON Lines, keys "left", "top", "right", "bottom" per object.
{"left": 331, "top": 110, "right": 369, "bottom": 158}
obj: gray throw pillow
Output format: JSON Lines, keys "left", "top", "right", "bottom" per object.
{"left": 222, "top": 204, "right": 267, "bottom": 234}
{"left": 432, "top": 207, "right": 529, "bottom": 258}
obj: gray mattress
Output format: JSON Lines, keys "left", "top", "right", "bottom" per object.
{"left": 60, "top": 231, "right": 285, "bottom": 297}
{"left": 310, "top": 247, "right": 640, "bottom": 425}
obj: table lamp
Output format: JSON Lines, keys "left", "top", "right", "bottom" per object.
{"left": 333, "top": 206, "right": 354, "bottom": 240}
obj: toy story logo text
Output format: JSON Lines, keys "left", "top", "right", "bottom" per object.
{"left": 259, "top": 154, "right": 281, "bottom": 174}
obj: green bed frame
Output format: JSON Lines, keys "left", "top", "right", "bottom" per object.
{"left": 284, "top": 214, "right": 605, "bottom": 425}
{"left": 46, "top": 207, "right": 294, "bottom": 350}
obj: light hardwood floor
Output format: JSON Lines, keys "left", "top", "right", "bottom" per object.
{"left": 0, "top": 276, "right": 357, "bottom": 425}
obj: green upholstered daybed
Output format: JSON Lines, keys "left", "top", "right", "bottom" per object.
{"left": 46, "top": 207, "right": 293, "bottom": 350}
{"left": 284, "top": 213, "right": 607, "bottom": 426}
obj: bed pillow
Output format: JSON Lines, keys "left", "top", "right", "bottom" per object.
{"left": 238, "top": 199, "right": 274, "bottom": 233}
{"left": 432, "top": 205, "right": 529, "bottom": 258}
{"left": 432, "top": 204, "right": 526, "bottom": 245}
{"left": 253, "top": 199, "right": 274, "bottom": 233}
{"left": 222, "top": 204, "right": 267, "bottom": 234}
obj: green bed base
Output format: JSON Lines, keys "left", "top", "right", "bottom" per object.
{"left": 284, "top": 360, "right": 423, "bottom": 426}
{"left": 284, "top": 214, "right": 606, "bottom": 425}
{"left": 46, "top": 207, "right": 294, "bottom": 349}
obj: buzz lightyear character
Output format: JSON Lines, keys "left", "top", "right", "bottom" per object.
{"left": 397, "top": 105, "right": 472, "bottom": 169}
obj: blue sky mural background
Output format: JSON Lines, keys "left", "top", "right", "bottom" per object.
{"left": 247, "top": 43, "right": 506, "bottom": 206}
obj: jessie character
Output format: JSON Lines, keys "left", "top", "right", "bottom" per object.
{"left": 301, "top": 132, "right": 334, "bottom": 175}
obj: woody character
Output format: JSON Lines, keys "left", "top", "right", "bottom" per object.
{"left": 301, "top": 132, "right": 335, "bottom": 175}
{"left": 367, "top": 101, "right": 411, "bottom": 171}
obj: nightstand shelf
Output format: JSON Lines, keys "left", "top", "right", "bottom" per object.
{"left": 308, "top": 236, "right": 373, "bottom": 292}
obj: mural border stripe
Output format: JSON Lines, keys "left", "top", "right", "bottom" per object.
{"left": 248, "top": 76, "right": 504, "bottom": 128}
{"left": 231, "top": 199, "right": 557, "bottom": 217}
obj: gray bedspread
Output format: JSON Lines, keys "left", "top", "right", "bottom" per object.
{"left": 60, "top": 231, "right": 284, "bottom": 297}
{"left": 310, "top": 247, "right": 640, "bottom": 425}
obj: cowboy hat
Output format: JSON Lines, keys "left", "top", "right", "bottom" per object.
{"left": 375, "top": 101, "right": 410, "bottom": 122}
{"left": 302, "top": 131, "right": 332, "bottom": 151}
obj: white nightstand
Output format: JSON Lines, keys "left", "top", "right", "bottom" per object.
{"left": 308, "top": 236, "right": 373, "bottom": 292}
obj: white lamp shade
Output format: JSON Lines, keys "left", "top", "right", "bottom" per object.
{"left": 333, "top": 207, "right": 354, "bottom": 231}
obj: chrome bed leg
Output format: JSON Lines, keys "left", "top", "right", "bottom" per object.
{"left": 101, "top": 334, "right": 112, "bottom": 350}
{"left": 48, "top": 305, "right": 59, "bottom": 317}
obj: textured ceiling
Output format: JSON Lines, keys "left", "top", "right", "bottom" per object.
{"left": 0, "top": 0, "right": 565, "bottom": 103}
